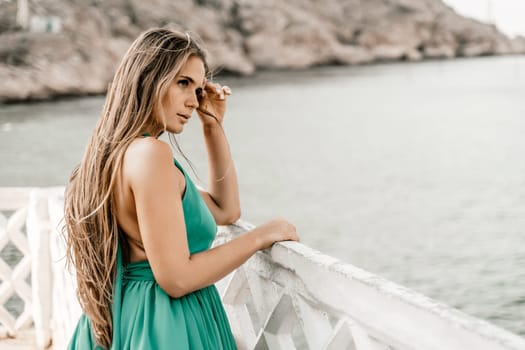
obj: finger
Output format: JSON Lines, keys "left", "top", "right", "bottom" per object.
{"left": 204, "top": 82, "right": 227, "bottom": 100}
{"left": 204, "top": 83, "right": 219, "bottom": 98}
{"left": 212, "top": 83, "right": 225, "bottom": 100}
{"left": 203, "top": 81, "right": 216, "bottom": 94}
{"left": 222, "top": 85, "right": 232, "bottom": 96}
{"left": 211, "top": 83, "right": 224, "bottom": 100}
{"left": 213, "top": 83, "right": 222, "bottom": 94}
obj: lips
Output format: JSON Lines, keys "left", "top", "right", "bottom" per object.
{"left": 177, "top": 113, "right": 191, "bottom": 121}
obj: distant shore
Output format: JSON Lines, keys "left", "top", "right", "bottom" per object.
{"left": 1, "top": 0, "right": 524, "bottom": 103}
{"left": 2, "top": 54, "right": 524, "bottom": 107}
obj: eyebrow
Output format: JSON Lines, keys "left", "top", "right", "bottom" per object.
{"left": 180, "top": 75, "right": 195, "bottom": 84}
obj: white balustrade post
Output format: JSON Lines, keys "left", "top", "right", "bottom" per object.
{"left": 48, "top": 190, "right": 82, "bottom": 349}
{"left": 27, "top": 190, "right": 52, "bottom": 348}
{"left": 221, "top": 268, "right": 257, "bottom": 350}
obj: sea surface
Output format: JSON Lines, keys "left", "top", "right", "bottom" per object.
{"left": 1, "top": 55, "right": 524, "bottom": 336}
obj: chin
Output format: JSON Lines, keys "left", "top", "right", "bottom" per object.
{"left": 166, "top": 124, "right": 184, "bottom": 134}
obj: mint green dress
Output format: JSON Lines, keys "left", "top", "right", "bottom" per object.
{"left": 68, "top": 156, "right": 237, "bottom": 349}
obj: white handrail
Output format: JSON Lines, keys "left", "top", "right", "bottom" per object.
{"left": 1, "top": 187, "right": 525, "bottom": 350}
{"left": 214, "top": 222, "right": 525, "bottom": 350}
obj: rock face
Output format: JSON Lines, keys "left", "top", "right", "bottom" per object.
{"left": 0, "top": 0, "right": 523, "bottom": 102}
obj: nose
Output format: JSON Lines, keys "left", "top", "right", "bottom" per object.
{"left": 186, "top": 91, "right": 199, "bottom": 109}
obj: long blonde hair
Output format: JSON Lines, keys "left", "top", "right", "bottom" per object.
{"left": 63, "top": 27, "right": 208, "bottom": 349}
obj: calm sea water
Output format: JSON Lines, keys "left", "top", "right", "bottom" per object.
{"left": 1, "top": 56, "right": 524, "bottom": 336}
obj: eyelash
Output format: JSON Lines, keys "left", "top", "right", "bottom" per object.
{"left": 177, "top": 79, "right": 189, "bottom": 87}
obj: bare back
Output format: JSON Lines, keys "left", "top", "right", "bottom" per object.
{"left": 113, "top": 137, "right": 185, "bottom": 263}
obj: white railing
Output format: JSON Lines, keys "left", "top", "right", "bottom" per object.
{"left": 47, "top": 189, "right": 81, "bottom": 350}
{"left": 0, "top": 187, "right": 62, "bottom": 347}
{"left": 0, "top": 188, "right": 33, "bottom": 337}
{"left": 1, "top": 187, "right": 525, "bottom": 350}
{"left": 214, "top": 223, "right": 525, "bottom": 350}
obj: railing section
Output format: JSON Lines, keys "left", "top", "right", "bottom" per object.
{"left": 0, "top": 187, "right": 63, "bottom": 348}
{"left": 1, "top": 187, "right": 525, "bottom": 350}
{"left": 0, "top": 188, "right": 33, "bottom": 338}
{"left": 48, "top": 191, "right": 81, "bottom": 350}
{"left": 214, "top": 224, "right": 525, "bottom": 350}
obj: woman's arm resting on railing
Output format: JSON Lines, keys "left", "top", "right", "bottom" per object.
{"left": 130, "top": 139, "right": 298, "bottom": 298}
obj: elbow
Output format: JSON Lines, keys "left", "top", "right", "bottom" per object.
{"left": 230, "top": 208, "right": 241, "bottom": 223}
{"left": 219, "top": 208, "right": 241, "bottom": 225}
{"left": 169, "top": 288, "right": 188, "bottom": 299}
{"left": 157, "top": 277, "right": 190, "bottom": 298}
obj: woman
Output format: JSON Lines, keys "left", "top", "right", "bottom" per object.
{"left": 64, "top": 27, "right": 299, "bottom": 349}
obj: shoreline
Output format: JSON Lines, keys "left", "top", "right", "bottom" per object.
{"left": 2, "top": 53, "right": 524, "bottom": 105}
{"left": 2, "top": 0, "right": 525, "bottom": 104}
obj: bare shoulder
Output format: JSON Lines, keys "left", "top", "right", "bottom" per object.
{"left": 125, "top": 137, "right": 172, "bottom": 163}
{"left": 122, "top": 138, "right": 178, "bottom": 187}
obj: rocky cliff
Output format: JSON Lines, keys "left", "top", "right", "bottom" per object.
{"left": 1, "top": 0, "right": 524, "bottom": 102}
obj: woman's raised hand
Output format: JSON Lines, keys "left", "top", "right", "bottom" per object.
{"left": 196, "top": 80, "right": 232, "bottom": 127}
{"left": 253, "top": 219, "right": 299, "bottom": 250}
